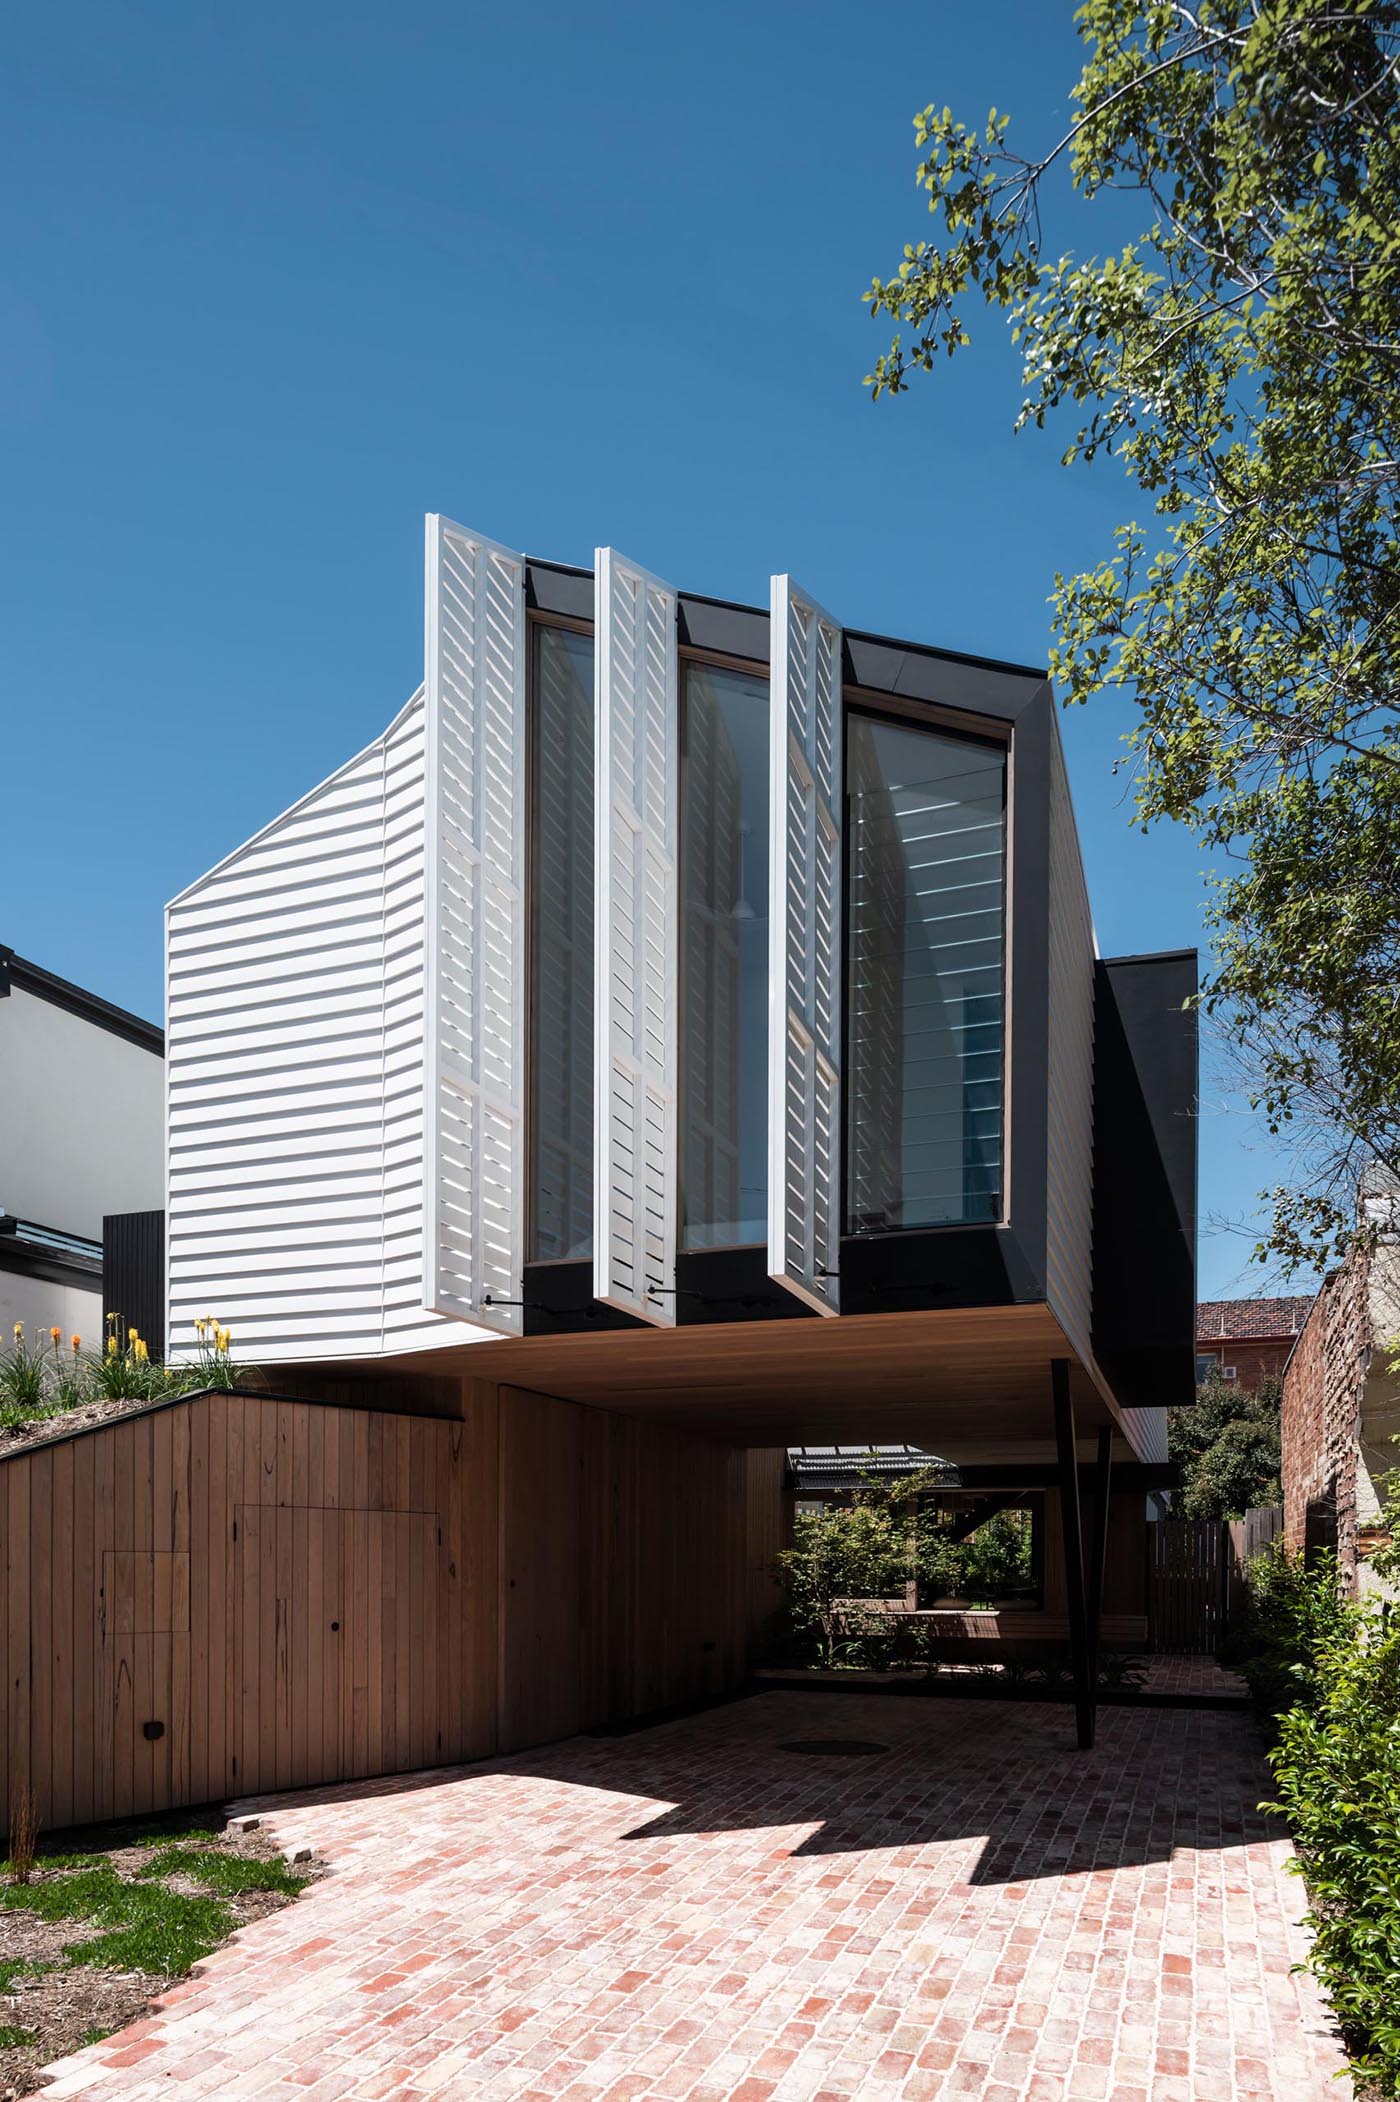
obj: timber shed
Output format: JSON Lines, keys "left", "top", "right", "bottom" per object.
{"left": 0, "top": 1381, "right": 784, "bottom": 1832}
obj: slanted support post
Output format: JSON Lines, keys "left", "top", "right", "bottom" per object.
{"left": 1052, "top": 1359, "right": 1095, "bottom": 1750}
{"left": 1085, "top": 1425, "right": 1113, "bottom": 1692}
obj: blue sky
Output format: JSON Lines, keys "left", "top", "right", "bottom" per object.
{"left": 2, "top": 1, "right": 1291, "bottom": 1296}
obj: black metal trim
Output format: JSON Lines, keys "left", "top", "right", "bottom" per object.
{"left": 1085, "top": 1426, "right": 1113, "bottom": 1690}
{"left": 1091, "top": 949, "right": 1199, "bottom": 1411}
{"left": 0, "top": 1233, "right": 103, "bottom": 1289}
{"left": 525, "top": 559, "right": 592, "bottom": 621}
{"left": 0, "top": 948, "right": 163, "bottom": 1054}
{"left": 677, "top": 593, "right": 769, "bottom": 663}
{"left": 1052, "top": 1360, "right": 1096, "bottom": 1751}
{"left": 521, "top": 1259, "right": 647, "bottom": 1334}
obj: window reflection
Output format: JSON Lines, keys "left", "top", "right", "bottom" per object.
{"left": 529, "top": 626, "right": 594, "bottom": 1261}
{"left": 845, "top": 715, "right": 1006, "bottom": 1231}
{"left": 680, "top": 664, "right": 770, "bottom": 1248}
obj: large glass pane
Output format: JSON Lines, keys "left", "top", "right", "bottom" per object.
{"left": 680, "top": 664, "right": 770, "bottom": 1248}
{"left": 529, "top": 626, "right": 594, "bottom": 1261}
{"left": 845, "top": 715, "right": 1006, "bottom": 1231}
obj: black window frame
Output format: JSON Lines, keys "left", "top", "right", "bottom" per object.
{"left": 839, "top": 697, "right": 1011, "bottom": 1244}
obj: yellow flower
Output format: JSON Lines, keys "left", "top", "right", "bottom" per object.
{"left": 195, "top": 1317, "right": 206, "bottom": 1336}
{"left": 216, "top": 1328, "right": 231, "bottom": 1354}
{"left": 106, "top": 1336, "right": 117, "bottom": 1357}
{"left": 134, "top": 1338, "right": 149, "bottom": 1363}
{"left": 127, "top": 1326, "right": 138, "bottom": 1344}
{"left": 13, "top": 1321, "right": 22, "bottom": 1340}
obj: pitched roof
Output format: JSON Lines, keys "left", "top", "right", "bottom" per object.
{"left": 785, "top": 1445, "right": 958, "bottom": 1493}
{"left": 1196, "top": 1296, "right": 1315, "bottom": 1343}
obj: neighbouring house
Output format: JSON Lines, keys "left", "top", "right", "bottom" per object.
{"left": 0, "top": 516, "right": 1198, "bottom": 1833}
{"left": 1282, "top": 1243, "right": 1400, "bottom": 1593}
{"left": 0, "top": 946, "right": 163, "bottom": 1346}
{"left": 1195, "top": 1296, "right": 1313, "bottom": 1388}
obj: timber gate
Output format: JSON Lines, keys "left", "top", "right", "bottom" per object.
{"left": 1147, "top": 1518, "right": 1230, "bottom": 1654}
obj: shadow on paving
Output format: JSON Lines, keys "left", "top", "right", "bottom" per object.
{"left": 228, "top": 1690, "right": 1275, "bottom": 1889}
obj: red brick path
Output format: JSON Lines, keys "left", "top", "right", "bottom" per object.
{"left": 1135, "top": 1656, "right": 1248, "bottom": 1700}
{"left": 43, "top": 1693, "right": 1348, "bottom": 2101}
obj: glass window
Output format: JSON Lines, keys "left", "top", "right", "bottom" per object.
{"left": 529, "top": 626, "right": 594, "bottom": 1262}
{"left": 680, "top": 663, "right": 770, "bottom": 1249}
{"left": 845, "top": 714, "right": 1006, "bottom": 1232}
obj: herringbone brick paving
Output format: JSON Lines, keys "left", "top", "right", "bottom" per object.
{"left": 42, "top": 1692, "right": 1348, "bottom": 2100}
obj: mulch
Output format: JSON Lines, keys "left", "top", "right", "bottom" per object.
{"left": 0, "top": 1816, "right": 322, "bottom": 2100}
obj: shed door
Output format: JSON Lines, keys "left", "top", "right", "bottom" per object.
{"left": 100, "top": 1549, "right": 192, "bottom": 1819}
{"left": 233, "top": 1505, "right": 441, "bottom": 1795}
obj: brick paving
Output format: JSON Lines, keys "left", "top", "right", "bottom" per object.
{"left": 1136, "top": 1656, "right": 1248, "bottom": 1700}
{"left": 43, "top": 1692, "right": 1348, "bottom": 2101}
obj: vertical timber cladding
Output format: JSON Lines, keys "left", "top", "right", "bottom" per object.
{"left": 0, "top": 1389, "right": 782, "bottom": 1830}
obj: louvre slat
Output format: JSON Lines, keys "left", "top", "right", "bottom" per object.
{"left": 422, "top": 518, "right": 528, "bottom": 1334}
{"left": 593, "top": 549, "right": 679, "bottom": 1324}
{"left": 768, "top": 577, "right": 842, "bottom": 1315}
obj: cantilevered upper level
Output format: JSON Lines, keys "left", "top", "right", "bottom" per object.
{"left": 165, "top": 517, "right": 1196, "bottom": 1462}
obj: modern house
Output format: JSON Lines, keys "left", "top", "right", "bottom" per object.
{"left": 0, "top": 947, "right": 164, "bottom": 1343}
{"left": 1196, "top": 1296, "right": 1313, "bottom": 1388}
{"left": 0, "top": 518, "right": 1198, "bottom": 1833}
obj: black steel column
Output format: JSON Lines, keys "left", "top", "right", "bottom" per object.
{"left": 1085, "top": 1425, "right": 1113, "bottom": 1693}
{"left": 1052, "top": 1359, "right": 1095, "bottom": 1750}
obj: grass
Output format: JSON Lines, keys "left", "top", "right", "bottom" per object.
{"left": 136, "top": 1845, "right": 308, "bottom": 1898}
{"left": 131, "top": 1824, "right": 224, "bottom": 1850}
{"left": 3, "top": 1862, "right": 235, "bottom": 1977}
{"left": 0, "top": 2024, "right": 38, "bottom": 2049}
{"left": 0, "top": 1957, "right": 51, "bottom": 1992}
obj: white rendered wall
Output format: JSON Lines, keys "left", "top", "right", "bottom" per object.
{"left": 0, "top": 986, "right": 163, "bottom": 1237}
{"left": 0, "top": 1270, "right": 102, "bottom": 1349}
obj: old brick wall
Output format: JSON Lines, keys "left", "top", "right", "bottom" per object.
{"left": 1281, "top": 1253, "right": 1370, "bottom": 1585}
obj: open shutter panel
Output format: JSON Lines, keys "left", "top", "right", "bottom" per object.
{"left": 768, "top": 575, "right": 843, "bottom": 1315}
{"left": 423, "top": 514, "right": 527, "bottom": 1334}
{"left": 593, "top": 548, "right": 679, "bottom": 1324}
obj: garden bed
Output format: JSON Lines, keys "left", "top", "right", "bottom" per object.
{"left": 0, "top": 1809, "right": 321, "bottom": 2099}
{"left": 0, "top": 1391, "right": 171, "bottom": 1460}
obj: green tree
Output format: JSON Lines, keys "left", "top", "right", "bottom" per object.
{"left": 865, "top": 1, "right": 1400, "bottom": 1267}
{"left": 1168, "top": 1371, "right": 1282, "bottom": 1516}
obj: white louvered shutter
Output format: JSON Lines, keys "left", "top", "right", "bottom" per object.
{"left": 593, "top": 548, "right": 679, "bottom": 1323}
{"left": 768, "top": 575, "right": 843, "bottom": 1314}
{"left": 423, "top": 515, "right": 527, "bottom": 1334}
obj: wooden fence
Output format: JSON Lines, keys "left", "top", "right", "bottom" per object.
{"left": 1148, "top": 1506, "right": 1284, "bottom": 1654}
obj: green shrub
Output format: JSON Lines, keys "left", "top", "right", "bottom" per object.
{"left": 1265, "top": 1611, "right": 1400, "bottom": 2093}
{"left": 776, "top": 1472, "right": 1037, "bottom": 1668}
{"left": 1227, "top": 1542, "right": 1354, "bottom": 1719}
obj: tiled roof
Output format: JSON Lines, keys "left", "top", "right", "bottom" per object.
{"left": 1196, "top": 1296, "right": 1315, "bottom": 1343}
{"left": 785, "top": 1445, "right": 958, "bottom": 1492}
